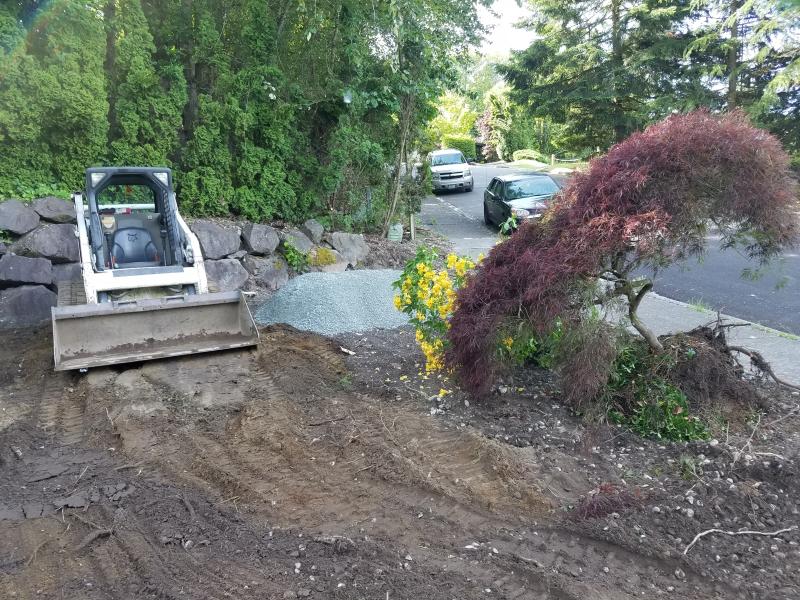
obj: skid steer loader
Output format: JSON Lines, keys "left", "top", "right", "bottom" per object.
{"left": 51, "top": 167, "right": 259, "bottom": 370}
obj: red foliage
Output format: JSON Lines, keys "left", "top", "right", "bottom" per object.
{"left": 571, "top": 483, "right": 643, "bottom": 520}
{"left": 448, "top": 110, "right": 798, "bottom": 395}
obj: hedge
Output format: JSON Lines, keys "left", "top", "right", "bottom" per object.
{"left": 511, "top": 149, "right": 548, "bottom": 163}
{"left": 441, "top": 134, "right": 476, "bottom": 160}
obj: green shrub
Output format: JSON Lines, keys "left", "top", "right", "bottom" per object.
{"left": 281, "top": 240, "right": 308, "bottom": 272}
{"left": 441, "top": 134, "right": 476, "bottom": 160}
{"left": 512, "top": 149, "right": 548, "bottom": 163}
{"left": 497, "top": 319, "right": 563, "bottom": 369}
{"left": 605, "top": 343, "right": 709, "bottom": 441}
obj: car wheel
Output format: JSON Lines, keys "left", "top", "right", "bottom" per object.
{"left": 483, "top": 202, "right": 492, "bottom": 227}
{"left": 466, "top": 183, "right": 473, "bottom": 192}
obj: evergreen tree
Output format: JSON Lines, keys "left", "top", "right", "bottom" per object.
{"left": 106, "top": 0, "right": 186, "bottom": 166}
{"left": 502, "top": 0, "right": 713, "bottom": 152}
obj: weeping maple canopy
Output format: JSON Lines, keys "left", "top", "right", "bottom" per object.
{"left": 447, "top": 110, "right": 799, "bottom": 395}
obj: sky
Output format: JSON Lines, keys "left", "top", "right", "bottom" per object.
{"left": 478, "top": 0, "right": 536, "bottom": 57}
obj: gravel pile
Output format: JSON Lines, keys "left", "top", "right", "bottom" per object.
{"left": 254, "top": 269, "right": 408, "bottom": 335}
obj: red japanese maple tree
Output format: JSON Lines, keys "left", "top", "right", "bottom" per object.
{"left": 447, "top": 110, "right": 798, "bottom": 396}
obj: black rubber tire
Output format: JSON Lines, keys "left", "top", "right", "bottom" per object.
{"left": 466, "top": 183, "right": 473, "bottom": 192}
{"left": 483, "top": 202, "right": 492, "bottom": 227}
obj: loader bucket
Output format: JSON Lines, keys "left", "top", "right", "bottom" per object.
{"left": 52, "top": 291, "right": 260, "bottom": 371}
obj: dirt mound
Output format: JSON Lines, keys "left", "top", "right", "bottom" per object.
{"left": 664, "top": 328, "right": 765, "bottom": 414}
{"left": 1, "top": 325, "right": 797, "bottom": 599}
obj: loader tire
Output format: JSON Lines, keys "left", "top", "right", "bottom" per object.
{"left": 57, "top": 281, "right": 87, "bottom": 307}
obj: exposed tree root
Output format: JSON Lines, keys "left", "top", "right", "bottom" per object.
{"left": 684, "top": 526, "right": 798, "bottom": 555}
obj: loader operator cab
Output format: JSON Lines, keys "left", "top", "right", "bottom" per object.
{"left": 84, "top": 168, "right": 185, "bottom": 274}
{"left": 52, "top": 165, "right": 259, "bottom": 372}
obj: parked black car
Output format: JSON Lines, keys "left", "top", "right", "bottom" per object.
{"left": 483, "top": 173, "right": 561, "bottom": 227}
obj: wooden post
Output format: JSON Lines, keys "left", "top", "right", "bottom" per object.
{"left": 410, "top": 213, "right": 416, "bottom": 241}
{"left": 550, "top": 154, "right": 556, "bottom": 166}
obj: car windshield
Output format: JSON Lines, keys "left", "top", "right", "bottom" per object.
{"left": 504, "top": 177, "right": 559, "bottom": 200}
{"left": 431, "top": 152, "right": 465, "bottom": 166}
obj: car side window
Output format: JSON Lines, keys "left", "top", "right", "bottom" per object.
{"left": 488, "top": 179, "right": 499, "bottom": 194}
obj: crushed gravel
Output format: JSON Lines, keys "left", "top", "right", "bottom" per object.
{"left": 254, "top": 269, "right": 407, "bottom": 335}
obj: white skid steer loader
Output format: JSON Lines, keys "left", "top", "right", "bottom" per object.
{"left": 51, "top": 167, "right": 259, "bottom": 370}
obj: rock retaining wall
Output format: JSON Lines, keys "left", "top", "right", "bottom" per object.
{"left": 0, "top": 198, "right": 371, "bottom": 328}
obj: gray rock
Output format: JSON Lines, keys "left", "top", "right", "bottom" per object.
{"left": 204, "top": 259, "right": 249, "bottom": 292}
{"left": 32, "top": 196, "right": 76, "bottom": 223}
{"left": 242, "top": 255, "right": 290, "bottom": 290}
{"left": 326, "top": 232, "right": 370, "bottom": 267}
{"left": 0, "top": 242, "right": 6, "bottom": 256}
{"left": 52, "top": 262, "right": 82, "bottom": 289}
{"left": 229, "top": 250, "right": 247, "bottom": 260}
{"left": 190, "top": 221, "right": 242, "bottom": 259}
{"left": 280, "top": 228, "right": 314, "bottom": 255}
{"left": 0, "top": 199, "right": 40, "bottom": 235}
{"left": 11, "top": 223, "right": 79, "bottom": 264}
{"left": 0, "top": 254, "right": 52, "bottom": 287}
{"left": 241, "top": 254, "right": 265, "bottom": 276}
{"left": 241, "top": 223, "right": 280, "bottom": 255}
{"left": 255, "top": 257, "right": 289, "bottom": 291}
{"left": 301, "top": 219, "right": 324, "bottom": 244}
{"left": 308, "top": 247, "right": 348, "bottom": 273}
{"left": 0, "top": 285, "right": 57, "bottom": 328}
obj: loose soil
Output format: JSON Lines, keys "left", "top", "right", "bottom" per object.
{"left": 1, "top": 324, "right": 798, "bottom": 599}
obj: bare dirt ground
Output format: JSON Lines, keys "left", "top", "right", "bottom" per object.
{"left": 1, "top": 324, "right": 798, "bottom": 599}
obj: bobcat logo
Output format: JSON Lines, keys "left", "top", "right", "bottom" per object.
{"left": 126, "top": 232, "right": 139, "bottom": 242}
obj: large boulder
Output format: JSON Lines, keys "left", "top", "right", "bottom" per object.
{"left": 0, "top": 285, "right": 57, "bottom": 328}
{"left": 326, "top": 232, "right": 370, "bottom": 267}
{"left": 32, "top": 196, "right": 76, "bottom": 223}
{"left": 300, "top": 219, "right": 324, "bottom": 244}
{"left": 242, "top": 255, "right": 289, "bottom": 291}
{"left": 308, "top": 247, "right": 348, "bottom": 273}
{"left": 204, "top": 258, "right": 249, "bottom": 292}
{"left": 190, "top": 221, "right": 241, "bottom": 259}
{"left": 0, "top": 199, "right": 40, "bottom": 235}
{"left": 11, "top": 223, "right": 79, "bottom": 264}
{"left": 241, "top": 223, "right": 279, "bottom": 255}
{"left": 52, "top": 262, "right": 82, "bottom": 289}
{"left": 279, "top": 228, "right": 314, "bottom": 255}
{"left": 0, "top": 254, "right": 52, "bottom": 287}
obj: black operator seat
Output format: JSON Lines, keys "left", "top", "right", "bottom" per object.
{"left": 111, "top": 226, "right": 160, "bottom": 268}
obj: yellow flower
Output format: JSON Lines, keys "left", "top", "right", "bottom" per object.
{"left": 438, "top": 388, "right": 451, "bottom": 398}
{"left": 446, "top": 253, "right": 458, "bottom": 269}
{"left": 502, "top": 336, "right": 514, "bottom": 350}
{"left": 477, "top": 253, "right": 485, "bottom": 263}
{"left": 393, "top": 295, "right": 403, "bottom": 310}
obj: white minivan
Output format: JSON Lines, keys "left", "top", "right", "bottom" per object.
{"left": 428, "top": 149, "right": 474, "bottom": 193}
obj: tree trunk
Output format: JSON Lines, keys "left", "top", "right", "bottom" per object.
{"left": 610, "top": 0, "right": 626, "bottom": 143}
{"left": 726, "top": 0, "right": 741, "bottom": 109}
{"left": 626, "top": 281, "right": 663, "bottom": 352}
{"left": 383, "top": 84, "right": 416, "bottom": 235}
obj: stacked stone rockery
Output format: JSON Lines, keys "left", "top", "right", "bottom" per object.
{"left": 188, "top": 218, "right": 370, "bottom": 293}
{"left": 0, "top": 196, "right": 372, "bottom": 328}
{"left": 0, "top": 197, "right": 79, "bottom": 328}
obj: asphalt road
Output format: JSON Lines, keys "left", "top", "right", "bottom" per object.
{"left": 420, "top": 163, "right": 800, "bottom": 335}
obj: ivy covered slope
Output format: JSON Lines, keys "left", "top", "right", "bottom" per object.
{"left": 0, "top": 0, "right": 489, "bottom": 225}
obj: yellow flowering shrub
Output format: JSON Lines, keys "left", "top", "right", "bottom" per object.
{"left": 392, "top": 247, "right": 475, "bottom": 373}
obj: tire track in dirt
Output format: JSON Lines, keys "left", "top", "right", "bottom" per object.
{"left": 29, "top": 325, "right": 741, "bottom": 599}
